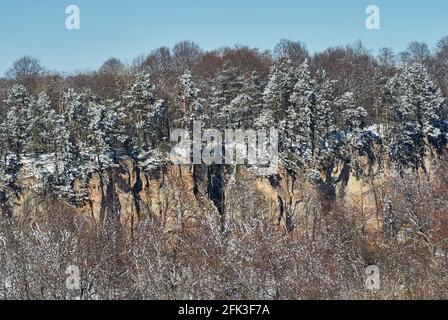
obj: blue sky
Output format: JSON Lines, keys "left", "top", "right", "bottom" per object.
{"left": 0, "top": 0, "right": 447, "bottom": 75}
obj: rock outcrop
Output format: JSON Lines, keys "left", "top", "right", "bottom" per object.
{"left": 2, "top": 149, "right": 446, "bottom": 236}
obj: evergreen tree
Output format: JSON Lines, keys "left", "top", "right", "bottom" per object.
{"left": 83, "top": 96, "right": 115, "bottom": 172}
{"left": 4, "top": 85, "right": 30, "bottom": 158}
{"left": 63, "top": 88, "right": 89, "bottom": 157}
{"left": 385, "top": 63, "right": 445, "bottom": 169}
{"left": 210, "top": 61, "right": 244, "bottom": 128}
{"left": 239, "top": 71, "right": 264, "bottom": 128}
{"left": 313, "top": 70, "right": 337, "bottom": 167}
{"left": 223, "top": 94, "right": 253, "bottom": 129}
{"left": 337, "top": 92, "right": 370, "bottom": 170}
{"left": 26, "top": 92, "right": 58, "bottom": 156}
{"left": 257, "top": 58, "right": 297, "bottom": 129}
{"left": 403, "top": 63, "right": 445, "bottom": 142}
{"left": 53, "top": 113, "right": 78, "bottom": 201}
{"left": 105, "top": 99, "right": 128, "bottom": 152}
{"left": 123, "top": 72, "right": 168, "bottom": 163}
{"left": 175, "top": 70, "right": 205, "bottom": 128}
{"left": 0, "top": 124, "right": 6, "bottom": 166}
{"left": 218, "top": 70, "right": 263, "bottom": 129}
{"left": 0, "top": 123, "right": 11, "bottom": 189}
{"left": 288, "top": 60, "right": 316, "bottom": 166}
{"left": 339, "top": 92, "right": 368, "bottom": 134}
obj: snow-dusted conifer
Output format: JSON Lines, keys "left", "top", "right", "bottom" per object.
{"left": 403, "top": 63, "right": 445, "bottom": 141}
{"left": 63, "top": 88, "right": 89, "bottom": 154}
{"left": 339, "top": 92, "right": 367, "bottom": 134}
{"left": 53, "top": 113, "right": 78, "bottom": 201}
{"left": 83, "top": 96, "right": 114, "bottom": 171}
{"left": 175, "top": 70, "right": 205, "bottom": 128}
{"left": 337, "top": 92, "right": 370, "bottom": 167}
{"left": 240, "top": 71, "right": 264, "bottom": 128}
{"left": 210, "top": 61, "right": 244, "bottom": 128}
{"left": 313, "top": 70, "right": 337, "bottom": 167}
{"left": 123, "top": 72, "right": 167, "bottom": 166}
{"left": 105, "top": 99, "right": 128, "bottom": 151}
{"left": 26, "top": 92, "right": 58, "bottom": 156}
{"left": 257, "top": 58, "right": 297, "bottom": 129}
{"left": 288, "top": 60, "right": 316, "bottom": 165}
{"left": 4, "top": 85, "right": 30, "bottom": 158}
{"left": 386, "top": 63, "right": 445, "bottom": 169}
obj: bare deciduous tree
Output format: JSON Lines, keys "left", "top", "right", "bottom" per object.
{"left": 274, "top": 39, "right": 309, "bottom": 65}
{"left": 6, "top": 56, "right": 45, "bottom": 81}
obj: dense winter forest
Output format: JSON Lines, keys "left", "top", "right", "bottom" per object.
{"left": 1, "top": 38, "right": 448, "bottom": 299}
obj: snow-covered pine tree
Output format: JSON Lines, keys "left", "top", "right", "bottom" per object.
{"left": 385, "top": 63, "right": 445, "bottom": 170}
{"left": 0, "top": 123, "right": 9, "bottom": 189}
{"left": 339, "top": 92, "right": 368, "bottom": 135}
{"left": 63, "top": 88, "right": 89, "bottom": 157}
{"left": 209, "top": 61, "right": 244, "bottom": 129}
{"left": 26, "top": 92, "right": 58, "bottom": 157}
{"left": 237, "top": 71, "right": 264, "bottom": 128}
{"left": 0, "top": 122, "right": 6, "bottom": 161}
{"left": 105, "top": 99, "right": 128, "bottom": 153}
{"left": 54, "top": 88, "right": 93, "bottom": 200}
{"left": 123, "top": 72, "right": 168, "bottom": 168}
{"left": 219, "top": 70, "right": 264, "bottom": 129}
{"left": 337, "top": 92, "right": 370, "bottom": 173}
{"left": 223, "top": 94, "right": 253, "bottom": 129}
{"left": 256, "top": 58, "right": 297, "bottom": 129}
{"left": 175, "top": 70, "right": 205, "bottom": 128}
{"left": 313, "top": 69, "right": 337, "bottom": 168}
{"left": 83, "top": 96, "right": 115, "bottom": 172}
{"left": 4, "top": 85, "right": 30, "bottom": 158}
{"left": 53, "top": 113, "right": 78, "bottom": 201}
{"left": 404, "top": 63, "right": 445, "bottom": 146}
{"left": 385, "top": 72, "right": 422, "bottom": 170}
{"left": 0, "top": 85, "right": 31, "bottom": 192}
{"left": 288, "top": 60, "right": 316, "bottom": 167}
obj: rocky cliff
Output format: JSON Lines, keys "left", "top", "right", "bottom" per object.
{"left": 2, "top": 149, "right": 445, "bottom": 236}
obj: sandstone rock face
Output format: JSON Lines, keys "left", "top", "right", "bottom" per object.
{"left": 3, "top": 152, "right": 444, "bottom": 235}
{"left": 78, "top": 160, "right": 208, "bottom": 232}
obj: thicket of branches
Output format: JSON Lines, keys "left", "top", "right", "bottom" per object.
{"left": 1, "top": 163, "right": 448, "bottom": 300}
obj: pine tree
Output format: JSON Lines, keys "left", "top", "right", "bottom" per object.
{"left": 123, "top": 72, "right": 168, "bottom": 164}
{"left": 210, "top": 61, "right": 244, "bottom": 129}
{"left": 239, "top": 71, "right": 264, "bottom": 128}
{"left": 0, "top": 112, "right": 9, "bottom": 171}
{"left": 339, "top": 92, "right": 367, "bottom": 135}
{"left": 26, "top": 92, "right": 58, "bottom": 156}
{"left": 223, "top": 94, "right": 253, "bottom": 129}
{"left": 313, "top": 70, "right": 337, "bottom": 167}
{"left": 257, "top": 58, "right": 297, "bottom": 129}
{"left": 337, "top": 92, "right": 369, "bottom": 169}
{"left": 4, "top": 85, "right": 30, "bottom": 158}
{"left": 385, "top": 63, "right": 445, "bottom": 169}
{"left": 83, "top": 96, "right": 115, "bottom": 172}
{"left": 0, "top": 123, "right": 10, "bottom": 189}
{"left": 53, "top": 113, "right": 78, "bottom": 201}
{"left": 288, "top": 60, "right": 316, "bottom": 166}
{"left": 63, "top": 88, "right": 89, "bottom": 157}
{"left": 175, "top": 70, "right": 205, "bottom": 128}
{"left": 218, "top": 70, "right": 263, "bottom": 129}
{"left": 55, "top": 88, "right": 92, "bottom": 200}
{"left": 404, "top": 63, "right": 445, "bottom": 143}
{"left": 105, "top": 99, "right": 128, "bottom": 152}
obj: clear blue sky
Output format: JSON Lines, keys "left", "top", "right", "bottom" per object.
{"left": 0, "top": 0, "right": 447, "bottom": 75}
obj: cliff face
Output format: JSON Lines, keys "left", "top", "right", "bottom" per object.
{"left": 76, "top": 160, "right": 208, "bottom": 232}
{"left": 3, "top": 151, "right": 444, "bottom": 235}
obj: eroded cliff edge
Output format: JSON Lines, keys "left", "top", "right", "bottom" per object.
{"left": 2, "top": 146, "right": 445, "bottom": 238}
